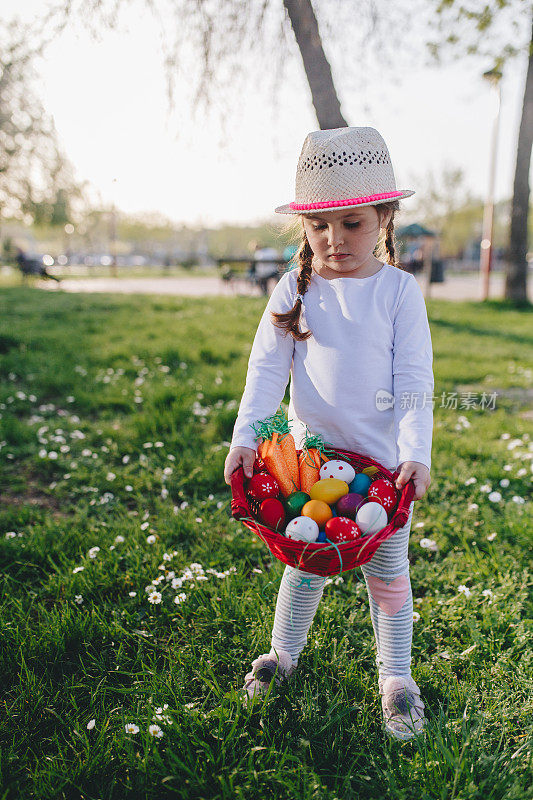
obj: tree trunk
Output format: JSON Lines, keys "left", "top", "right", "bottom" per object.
{"left": 505, "top": 18, "right": 533, "bottom": 304}
{"left": 283, "top": 0, "right": 348, "bottom": 129}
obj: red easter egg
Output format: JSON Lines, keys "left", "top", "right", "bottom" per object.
{"left": 325, "top": 516, "right": 362, "bottom": 544}
{"left": 247, "top": 472, "right": 280, "bottom": 500}
{"left": 367, "top": 478, "right": 398, "bottom": 518}
{"left": 259, "top": 498, "right": 286, "bottom": 531}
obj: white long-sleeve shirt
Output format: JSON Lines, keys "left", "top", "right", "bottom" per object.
{"left": 230, "top": 262, "right": 434, "bottom": 473}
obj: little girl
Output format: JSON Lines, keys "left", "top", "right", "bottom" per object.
{"left": 223, "top": 127, "right": 433, "bottom": 741}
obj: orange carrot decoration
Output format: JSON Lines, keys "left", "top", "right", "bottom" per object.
{"left": 251, "top": 413, "right": 299, "bottom": 498}
{"left": 270, "top": 409, "right": 300, "bottom": 492}
{"left": 298, "top": 430, "right": 336, "bottom": 493}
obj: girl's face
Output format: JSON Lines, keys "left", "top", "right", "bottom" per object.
{"left": 302, "top": 206, "right": 390, "bottom": 279}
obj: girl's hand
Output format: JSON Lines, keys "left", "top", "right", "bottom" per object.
{"left": 395, "top": 461, "right": 431, "bottom": 500}
{"left": 224, "top": 446, "right": 257, "bottom": 485}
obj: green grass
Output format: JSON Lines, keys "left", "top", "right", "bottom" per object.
{"left": 0, "top": 287, "right": 531, "bottom": 800}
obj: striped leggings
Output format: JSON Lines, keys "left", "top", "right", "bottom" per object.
{"left": 270, "top": 502, "right": 415, "bottom": 679}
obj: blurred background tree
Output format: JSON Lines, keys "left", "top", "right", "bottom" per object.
{"left": 427, "top": 0, "right": 532, "bottom": 304}
{"left": 0, "top": 21, "right": 86, "bottom": 238}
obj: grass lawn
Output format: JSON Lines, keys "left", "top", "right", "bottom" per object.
{"left": 0, "top": 287, "right": 531, "bottom": 800}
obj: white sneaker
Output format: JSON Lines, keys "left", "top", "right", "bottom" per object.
{"left": 241, "top": 649, "right": 297, "bottom": 706}
{"left": 379, "top": 675, "right": 426, "bottom": 741}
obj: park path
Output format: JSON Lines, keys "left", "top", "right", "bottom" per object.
{"left": 37, "top": 272, "right": 532, "bottom": 302}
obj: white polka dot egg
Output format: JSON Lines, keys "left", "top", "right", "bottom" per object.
{"left": 319, "top": 459, "right": 356, "bottom": 484}
{"left": 285, "top": 516, "right": 319, "bottom": 543}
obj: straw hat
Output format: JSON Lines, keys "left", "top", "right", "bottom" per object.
{"left": 275, "top": 127, "right": 414, "bottom": 214}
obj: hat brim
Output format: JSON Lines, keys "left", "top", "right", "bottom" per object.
{"left": 275, "top": 190, "right": 415, "bottom": 215}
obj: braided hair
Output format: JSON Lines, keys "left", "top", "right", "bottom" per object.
{"left": 271, "top": 200, "right": 403, "bottom": 341}
{"left": 270, "top": 231, "right": 314, "bottom": 341}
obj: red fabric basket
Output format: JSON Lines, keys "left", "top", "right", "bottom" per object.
{"left": 230, "top": 447, "right": 415, "bottom": 577}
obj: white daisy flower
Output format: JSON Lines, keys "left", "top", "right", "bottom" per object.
{"left": 145, "top": 585, "right": 157, "bottom": 593}
{"left": 503, "top": 464, "right": 512, "bottom": 472}
{"left": 128, "top": 591, "right": 137, "bottom": 597}
{"left": 74, "top": 595, "right": 84, "bottom": 604}
{"left": 412, "top": 611, "right": 421, "bottom": 622}
{"left": 488, "top": 491, "right": 502, "bottom": 502}
{"left": 252, "top": 568, "right": 263, "bottom": 574}
{"left": 146, "top": 535, "right": 157, "bottom": 545}
{"left": 107, "top": 472, "right": 116, "bottom": 481}
{"left": 190, "top": 563, "right": 204, "bottom": 573}
{"left": 174, "top": 593, "right": 187, "bottom": 604}
{"left": 419, "top": 538, "right": 438, "bottom": 551}
{"left": 125, "top": 485, "right": 133, "bottom": 492}
{"left": 148, "top": 591, "right": 162, "bottom": 604}
{"left": 486, "top": 532, "right": 497, "bottom": 541}
{"left": 148, "top": 724, "right": 163, "bottom": 738}
{"left": 499, "top": 478, "right": 510, "bottom": 488}
{"left": 468, "top": 503, "right": 478, "bottom": 511}
{"left": 87, "top": 546, "right": 100, "bottom": 559}
{"left": 140, "top": 521, "right": 150, "bottom": 530}
{"left": 162, "top": 553, "right": 172, "bottom": 562}
{"left": 73, "top": 566, "right": 85, "bottom": 574}
{"left": 458, "top": 585, "right": 472, "bottom": 598}
{"left": 124, "top": 723, "right": 139, "bottom": 734}
{"left": 482, "top": 589, "right": 493, "bottom": 597}
{"left": 512, "top": 495, "right": 525, "bottom": 504}
{"left": 464, "top": 477, "right": 477, "bottom": 485}
{"left": 5, "top": 531, "right": 17, "bottom": 539}
{"left": 114, "top": 535, "right": 125, "bottom": 544}
{"left": 479, "top": 484, "right": 491, "bottom": 493}
{"left": 87, "top": 719, "right": 96, "bottom": 730}
{"left": 171, "top": 577, "right": 183, "bottom": 590}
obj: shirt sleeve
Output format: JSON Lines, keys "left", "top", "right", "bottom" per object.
{"left": 392, "top": 275, "right": 434, "bottom": 470}
{"left": 230, "top": 274, "right": 296, "bottom": 451}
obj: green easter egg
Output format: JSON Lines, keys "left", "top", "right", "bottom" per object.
{"left": 285, "top": 491, "right": 310, "bottom": 518}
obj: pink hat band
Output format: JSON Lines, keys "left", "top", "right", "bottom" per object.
{"left": 290, "top": 191, "right": 403, "bottom": 212}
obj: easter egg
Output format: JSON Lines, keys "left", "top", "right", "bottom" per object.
{"left": 362, "top": 466, "right": 379, "bottom": 477}
{"left": 349, "top": 473, "right": 372, "bottom": 496}
{"left": 335, "top": 492, "right": 366, "bottom": 519}
{"left": 309, "top": 478, "right": 349, "bottom": 505}
{"left": 259, "top": 499, "right": 285, "bottom": 531}
{"left": 284, "top": 491, "right": 311, "bottom": 519}
{"left": 302, "top": 499, "right": 333, "bottom": 528}
{"left": 319, "top": 459, "right": 356, "bottom": 484}
{"left": 285, "top": 516, "right": 319, "bottom": 542}
{"left": 247, "top": 472, "right": 280, "bottom": 500}
{"left": 356, "top": 501, "right": 388, "bottom": 536}
{"left": 367, "top": 479, "right": 397, "bottom": 517}
{"left": 317, "top": 529, "right": 327, "bottom": 543}
{"left": 325, "top": 516, "right": 362, "bottom": 544}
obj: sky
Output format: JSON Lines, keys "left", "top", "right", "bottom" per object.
{"left": 5, "top": 0, "right": 531, "bottom": 227}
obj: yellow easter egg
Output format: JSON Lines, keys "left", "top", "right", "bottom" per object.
{"left": 301, "top": 499, "right": 332, "bottom": 528}
{"left": 309, "top": 478, "right": 349, "bottom": 505}
{"left": 362, "top": 466, "right": 379, "bottom": 477}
